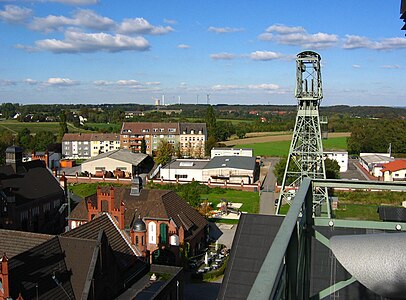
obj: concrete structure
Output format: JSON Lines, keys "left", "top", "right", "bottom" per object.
{"left": 62, "top": 133, "right": 121, "bottom": 159}
{"left": 324, "top": 151, "right": 348, "bottom": 172}
{"left": 121, "top": 122, "right": 206, "bottom": 156}
{"left": 359, "top": 153, "right": 394, "bottom": 177}
{"left": 381, "top": 160, "right": 406, "bottom": 181}
{"left": 160, "top": 159, "right": 210, "bottom": 181}
{"left": 80, "top": 149, "right": 154, "bottom": 177}
{"left": 202, "top": 156, "right": 258, "bottom": 184}
{"left": 211, "top": 147, "right": 253, "bottom": 158}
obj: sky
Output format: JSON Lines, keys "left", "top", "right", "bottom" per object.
{"left": 0, "top": 0, "right": 405, "bottom": 106}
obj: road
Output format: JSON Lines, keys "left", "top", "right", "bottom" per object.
{"left": 259, "top": 157, "right": 280, "bottom": 215}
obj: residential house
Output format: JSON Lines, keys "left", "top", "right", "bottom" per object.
{"left": 69, "top": 179, "right": 208, "bottom": 265}
{"left": 120, "top": 122, "right": 207, "bottom": 156}
{"left": 359, "top": 153, "right": 394, "bottom": 177}
{"left": 62, "top": 133, "right": 121, "bottom": 159}
{"left": 211, "top": 148, "right": 253, "bottom": 158}
{"left": 79, "top": 149, "right": 154, "bottom": 177}
{"left": 381, "top": 160, "right": 406, "bottom": 181}
{"left": 0, "top": 146, "right": 66, "bottom": 234}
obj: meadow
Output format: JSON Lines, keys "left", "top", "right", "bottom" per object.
{"left": 237, "top": 136, "right": 348, "bottom": 157}
{"left": 0, "top": 120, "right": 88, "bottom": 134}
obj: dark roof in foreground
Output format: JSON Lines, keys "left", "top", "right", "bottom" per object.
{"left": 219, "top": 214, "right": 392, "bottom": 300}
{"left": 218, "top": 214, "right": 284, "bottom": 300}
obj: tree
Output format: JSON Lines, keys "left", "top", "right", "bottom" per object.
{"left": 0, "top": 131, "right": 15, "bottom": 164}
{"left": 324, "top": 158, "right": 340, "bottom": 179}
{"left": 33, "top": 131, "right": 55, "bottom": 151}
{"left": 205, "top": 106, "right": 217, "bottom": 155}
{"left": 155, "top": 139, "right": 173, "bottom": 166}
{"left": 58, "top": 111, "right": 69, "bottom": 142}
{"left": 140, "top": 137, "right": 147, "bottom": 154}
{"left": 17, "top": 128, "right": 32, "bottom": 150}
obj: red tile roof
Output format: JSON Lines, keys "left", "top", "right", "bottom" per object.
{"left": 381, "top": 160, "right": 406, "bottom": 173}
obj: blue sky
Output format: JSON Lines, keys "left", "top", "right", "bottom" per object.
{"left": 0, "top": 0, "right": 405, "bottom": 106}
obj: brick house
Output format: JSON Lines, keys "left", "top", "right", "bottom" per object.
{"left": 69, "top": 178, "right": 208, "bottom": 265}
{"left": 0, "top": 147, "right": 66, "bottom": 234}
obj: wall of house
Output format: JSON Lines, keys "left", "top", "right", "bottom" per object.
{"left": 179, "top": 134, "right": 205, "bottom": 158}
{"left": 211, "top": 148, "right": 253, "bottom": 158}
{"left": 384, "top": 169, "right": 406, "bottom": 181}
{"left": 160, "top": 167, "right": 204, "bottom": 182}
{"left": 202, "top": 168, "right": 254, "bottom": 184}
{"left": 81, "top": 157, "right": 133, "bottom": 176}
{"left": 90, "top": 140, "right": 121, "bottom": 157}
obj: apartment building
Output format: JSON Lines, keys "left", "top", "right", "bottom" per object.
{"left": 120, "top": 122, "right": 207, "bottom": 156}
{"left": 62, "top": 133, "right": 121, "bottom": 159}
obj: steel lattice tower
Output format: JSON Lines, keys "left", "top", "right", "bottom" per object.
{"left": 276, "top": 51, "right": 330, "bottom": 217}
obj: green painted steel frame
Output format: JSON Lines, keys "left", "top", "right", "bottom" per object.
{"left": 248, "top": 178, "right": 406, "bottom": 300}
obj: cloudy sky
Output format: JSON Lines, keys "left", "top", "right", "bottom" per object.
{"left": 0, "top": 0, "right": 405, "bottom": 106}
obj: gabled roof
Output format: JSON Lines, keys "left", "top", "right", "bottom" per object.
{"left": 204, "top": 156, "right": 256, "bottom": 170}
{"left": 81, "top": 149, "right": 148, "bottom": 165}
{"left": 381, "top": 160, "right": 406, "bottom": 173}
{"left": 179, "top": 122, "right": 207, "bottom": 135}
{"left": 121, "top": 122, "right": 180, "bottom": 134}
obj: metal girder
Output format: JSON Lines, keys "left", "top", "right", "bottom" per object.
{"left": 312, "top": 178, "right": 406, "bottom": 191}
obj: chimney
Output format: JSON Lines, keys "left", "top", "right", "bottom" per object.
{"left": 0, "top": 253, "right": 10, "bottom": 299}
{"left": 45, "top": 150, "right": 49, "bottom": 168}
{"left": 5, "top": 146, "right": 23, "bottom": 173}
{"left": 130, "top": 175, "right": 142, "bottom": 196}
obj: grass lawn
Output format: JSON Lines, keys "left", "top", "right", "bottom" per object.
{"left": 69, "top": 182, "right": 126, "bottom": 198}
{"left": 85, "top": 122, "right": 122, "bottom": 132}
{"left": 334, "top": 204, "right": 380, "bottom": 221}
{"left": 238, "top": 136, "right": 348, "bottom": 157}
{"left": 0, "top": 120, "right": 89, "bottom": 134}
{"left": 201, "top": 189, "right": 260, "bottom": 214}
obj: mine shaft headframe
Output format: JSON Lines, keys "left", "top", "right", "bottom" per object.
{"left": 295, "top": 50, "right": 323, "bottom": 103}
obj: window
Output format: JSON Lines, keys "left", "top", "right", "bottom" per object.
{"left": 160, "top": 223, "right": 168, "bottom": 244}
{"left": 175, "top": 174, "right": 188, "bottom": 179}
{"left": 153, "top": 128, "right": 158, "bottom": 132}
{"left": 168, "top": 128, "right": 176, "bottom": 133}
{"left": 148, "top": 222, "right": 156, "bottom": 244}
{"left": 168, "top": 134, "right": 175, "bottom": 138}
{"left": 160, "top": 128, "right": 164, "bottom": 132}
{"left": 142, "top": 129, "right": 149, "bottom": 133}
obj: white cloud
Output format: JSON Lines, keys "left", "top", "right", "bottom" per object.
{"left": 164, "top": 18, "right": 177, "bottom": 25}
{"left": 208, "top": 26, "right": 244, "bottom": 33}
{"left": 29, "top": 9, "right": 115, "bottom": 32}
{"left": 93, "top": 80, "right": 113, "bottom": 86}
{"left": 118, "top": 17, "right": 173, "bottom": 35}
{"left": 145, "top": 81, "right": 160, "bottom": 86}
{"left": 24, "top": 78, "right": 38, "bottom": 85}
{"left": 34, "top": 30, "right": 150, "bottom": 53}
{"left": 210, "top": 52, "right": 236, "bottom": 60}
{"left": 177, "top": 44, "right": 190, "bottom": 49}
{"left": 212, "top": 84, "right": 241, "bottom": 91}
{"left": 343, "top": 35, "right": 406, "bottom": 50}
{"left": 46, "top": 77, "right": 78, "bottom": 86}
{"left": 259, "top": 24, "right": 338, "bottom": 49}
{"left": 0, "top": 79, "right": 16, "bottom": 86}
{"left": 352, "top": 64, "right": 361, "bottom": 69}
{"left": 250, "top": 51, "right": 283, "bottom": 61}
{"left": 116, "top": 79, "right": 140, "bottom": 86}
{"left": 248, "top": 83, "right": 279, "bottom": 90}
{"left": 265, "top": 24, "right": 305, "bottom": 34}
{"left": 382, "top": 64, "right": 401, "bottom": 69}
{"left": 0, "top": 5, "right": 32, "bottom": 24}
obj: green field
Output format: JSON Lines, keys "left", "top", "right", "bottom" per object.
{"left": 0, "top": 120, "right": 89, "bottom": 134}
{"left": 238, "top": 136, "right": 348, "bottom": 157}
{"left": 85, "top": 122, "right": 122, "bottom": 132}
{"left": 201, "top": 189, "right": 260, "bottom": 214}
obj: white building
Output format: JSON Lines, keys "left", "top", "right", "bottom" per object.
{"left": 381, "top": 160, "right": 406, "bottom": 181}
{"left": 202, "top": 156, "right": 257, "bottom": 184}
{"left": 80, "top": 149, "right": 153, "bottom": 176}
{"left": 324, "top": 151, "right": 348, "bottom": 172}
{"left": 359, "top": 153, "right": 394, "bottom": 177}
{"left": 160, "top": 159, "right": 210, "bottom": 182}
{"left": 211, "top": 148, "right": 253, "bottom": 158}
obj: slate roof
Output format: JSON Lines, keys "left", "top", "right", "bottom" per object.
{"left": 218, "top": 214, "right": 284, "bottom": 300}
{"left": 381, "top": 159, "right": 406, "bottom": 172}
{"left": 70, "top": 187, "right": 207, "bottom": 242}
{"left": 162, "top": 159, "right": 210, "bottom": 170}
{"left": 203, "top": 156, "right": 256, "bottom": 171}
{"left": 81, "top": 149, "right": 148, "bottom": 165}
{"left": 121, "top": 122, "right": 180, "bottom": 134}
{"left": 179, "top": 122, "right": 207, "bottom": 135}
{"left": 0, "top": 160, "right": 64, "bottom": 205}
{"left": 0, "top": 229, "right": 53, "bottom": 258}
{"left": 62, "top": 133, "right": 120, "bottom": 142}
